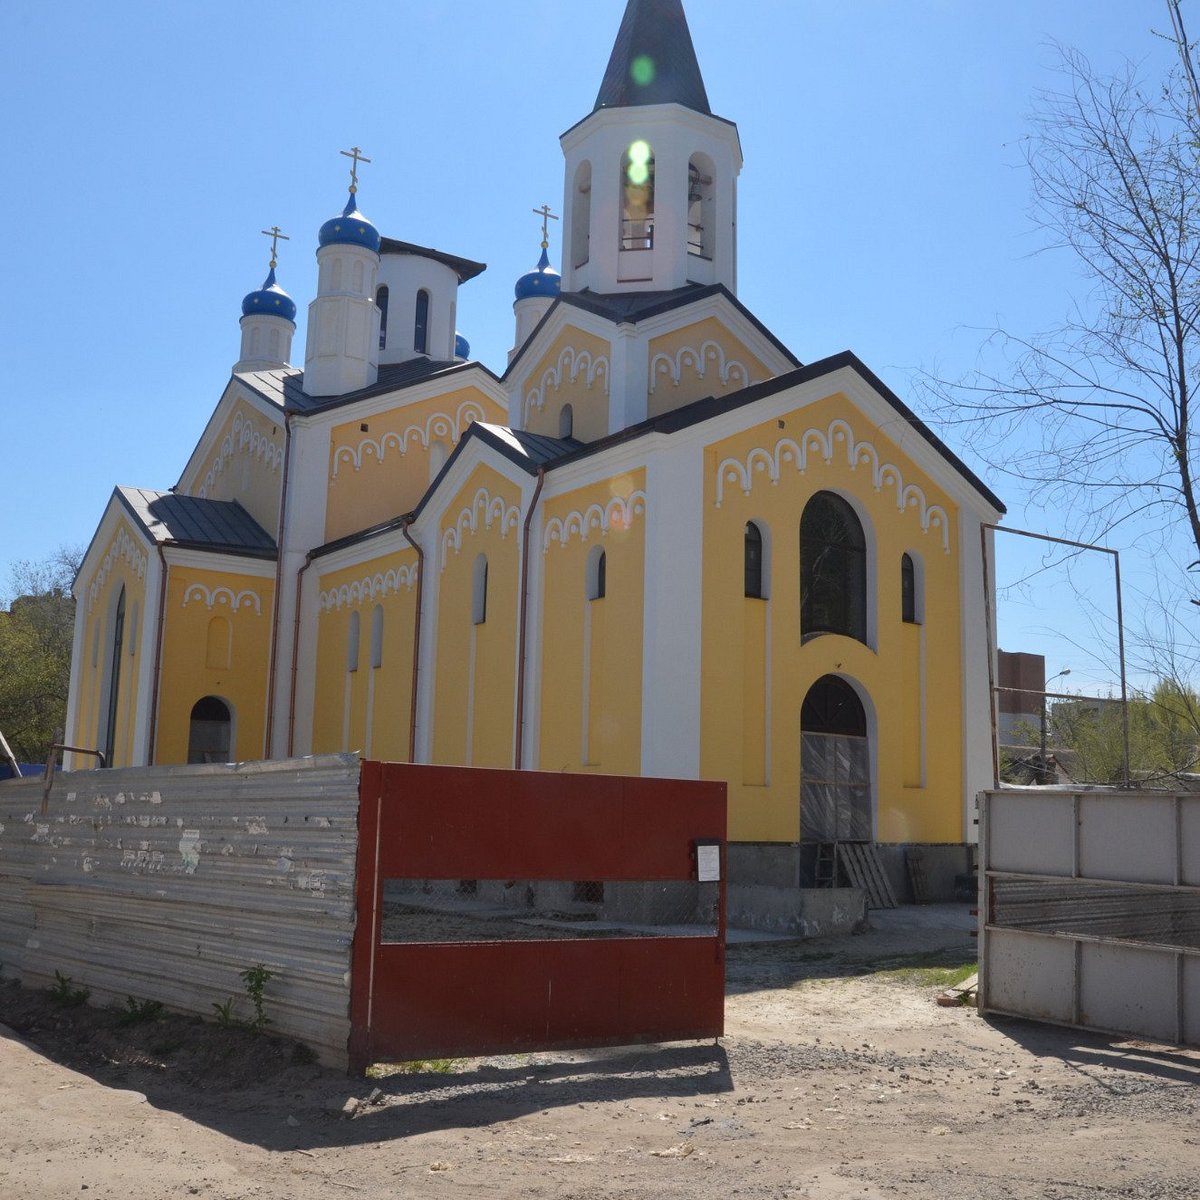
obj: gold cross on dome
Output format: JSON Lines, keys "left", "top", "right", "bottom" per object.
{"left": 340, "top": 146, "right": 372, "bottom": 193}
{"left": 260, "top": 225, "right": 290, "bottom": 269}
{"left": 533, "top": 203, "right": 559, "bottom": 250}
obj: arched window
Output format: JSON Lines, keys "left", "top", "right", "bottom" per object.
{"left": 187, "top": 696, "right": 232, "bottom": 765}
{"left": 744, "top": 522, "right": 764, "bottom": 599}
{"left": 800, "top": 492, "right": 867, "bottom": 643}
{"left": 801, "top": 675, "right": 871, "bottom": 843}
{"left": 472, "top": 554, "right": 489, "bottom": 625}
{"left": 330, "top": 257, "right": 343, "bottom": 292}
{"left": 572, "top": 160, "right": 592, "bottom": 269}
{"left": 376, "top": 285, "right": 389, "bottom": 350}
{"left": 687, "top": 153, "right": 716, "bottom": 258}
{"left": 621, "top": 140, "right": 655, "bottom": 250}
{"left": 347, "top": 611, "right": 361, "bottom": 672}
{"left": 370, "top": 604, "right": 384, "bottom": 669}
{"left": 559, "top": 403, "right": 574, "bottom": 439}
{"left": 414, "top": 289, "right": 430, "bottom": 354}
{"left": 101, "top": 586, "right": 126, "bottom": 765}
{"left": 352, "top": 259, "right": 364, "bottom": 293}
{"left": 586, "top": 545, "right": 606, "bottom": 601}
{"left": 901, "top": 553, "right": 919, "bottom": 624}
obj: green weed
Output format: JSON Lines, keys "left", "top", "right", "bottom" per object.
{"left": 239, "top": 964, "right": 274, "bottom": 1033}
{"left": 118, "top": 995, "right": 164, "bottom": 1026}
{"left": 50, "top": 970, "right": 90, "bottom": 1007}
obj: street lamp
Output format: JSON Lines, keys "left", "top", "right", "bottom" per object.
{"left": 1040, "top": 668, "right": 1071, "bottom": 785}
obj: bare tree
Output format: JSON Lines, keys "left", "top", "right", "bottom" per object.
{"left": 929, "top": 0, "right": 1200, "bottom": 601}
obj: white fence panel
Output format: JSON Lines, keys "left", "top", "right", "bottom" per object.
{"left": 0, "top": 755, "right": 361, "bottom": 1067}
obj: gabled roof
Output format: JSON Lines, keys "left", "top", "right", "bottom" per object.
{"left": 379, "top": 237, "right": 486, "bottom": 284}
{"left": 115, "top": 487, "right": 277, "bottom": 558}
{"left": 595, "top": 0, "right": 711, "bottom": 115}
{"left": 503, "top": 283, "right": 800, "bottom": 383}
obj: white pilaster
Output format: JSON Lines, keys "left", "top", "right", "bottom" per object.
{"left": 639, "top": 441, "right": 705, "bottom": 778}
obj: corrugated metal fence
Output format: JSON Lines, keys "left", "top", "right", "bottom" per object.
{"left": 0, "top": 755, "right": 361, "bottom": 1067}
{"left": 979, "top": 788, "right": 1200, "bottom": 1047}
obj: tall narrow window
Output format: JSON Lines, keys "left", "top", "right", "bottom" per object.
{"left": 102, "top": 587, "right": 126, "bottom": 765}
{"left": 744, "top": 522, "right": 764, "bottom": 599}
{"left": 347, "top": 611, "right": 361, "bottom": 672}
{"left": 370, "top": 605, "right": 384, "bottom": 668}
{"left": 472, "top": 554, "right": 489, "bottom": 625}
{"left": 559, "top": 403, "right": 574, "bottom": 439}
{"left": 587, "top": 545, "right": 607, "bottom": 601}
{"left": 376, "top": 285, "right": 389, "bottom": 350}
{"left": 621, "top": 141, "right": 655, "bottom": 250}
{"left": 800, "top": 492, "right": 867, "bottom": 643}
{"left": 687, "top": 153, "right": 715, "bottom": 258}
{"left": 414, "top": 289, "right": 430, "bottom": 354}
{"left": 572, "top": 161, "right": 592, "bottom": 269}
{"left": 187, "top": 696, "right": 232, "bottom": 765}
{"left": 901, "top": 553, "right": 918, "bottom": 624}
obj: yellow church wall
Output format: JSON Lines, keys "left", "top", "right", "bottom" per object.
{"left": 72, "top": 520, "right": 149, "bottom": 768}
{"left": 153, "top": 567, "right": 274, "bottom": 765}
{"left": 700, "top": 393, "right": 964, "bottom": 845}
{"left": 647, "top": 317, "right": 768, "bottom": 419}
{"left": 183, "top": 399, "right": 284, "bottom": 536}
{"left": 537, "top": 471, "right": 646, "bottom": 775}
{"left": 324, "top": 386, "right": 507, "bottom": 543}
{"left": 310, "top": 551, "right": 419, "bottom": 761}
{"left": 519, "top": 327, "right": 612, "bottom": 443}
{"left": 431, "top": 465, "right": 523, "bottom": 768}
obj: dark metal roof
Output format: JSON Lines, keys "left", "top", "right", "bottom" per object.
{"left": 536, "top": 351, "right": 1006, "bottom": 513}
{"left": 268, "top": 358, "right": 485, "bottom": 415}
{"left": 379, "top": 237, "right": 486, "bottom": 283}
{"left": 473, "top": 424, "right": 584, "bottom": 467}
{"left": 595, "top": 0, "right": 711, "bottom": 114}
{"left": 503, "top": 283, "right": 801, "bottom": 382}
{"left": 115, "top": 487, "right": 277, "bottom": 558}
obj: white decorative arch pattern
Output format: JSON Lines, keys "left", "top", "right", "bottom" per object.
{"left": 523, "top": 346, "right": 610, "bottom": 423}
{"left": 649, "top": 339, "right": 752, "bottom": 394}
{"left": 86, "top": 528, "right": 148, "bottom": 612}
{"left": 198, "top": 410, "right": 284, "bottom": 499}
{"left": 330, "top": 399, "right": 489, "bottom": 479}
{"left": 714, "top": 418, "right": 952, "bottom": 553}
{"left": 318, "top": 564, "right": 419, "bottom": 611}
{"left": 440, "top": 488, "right": 522, "bottom": 570}
{"left": 543, "top": 490, "right": 648, "bottom": 552}
{"left": 182, "top": 584, "right": 263, "bottom": 615}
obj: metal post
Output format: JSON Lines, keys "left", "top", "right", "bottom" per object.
{"left": 1112, "top": 550, "right": 1132, "bottom": 789}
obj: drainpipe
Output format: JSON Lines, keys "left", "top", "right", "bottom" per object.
{"left": 263, "top": 410, "right": 294, "bottom": 757}
{"left": 286, "top": 551, "right": 315, "bottom": 758}
{"left": 514, "top": 468, "right": 546, "bottom": 769}
{"left": 146, "top": 544, "right": 170, "bottom": 765}
{"left": 401, "top": 520, "right": 424, "bottom": 764}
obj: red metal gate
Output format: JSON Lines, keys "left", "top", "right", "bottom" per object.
{"left": 348, "top": 762, "right": 726, "bottom": 1072}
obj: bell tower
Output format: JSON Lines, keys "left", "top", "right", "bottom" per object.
{"left": 560, "top": 0, "right": 742, "bottom": 296}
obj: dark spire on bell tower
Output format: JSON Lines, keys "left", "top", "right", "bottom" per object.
{"left": 594, "top": 0, "right": 711, "bottom": 115}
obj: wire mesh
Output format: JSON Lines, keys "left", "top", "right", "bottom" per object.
{"left": 381, "top": 878, "right": 719, "bottom": 944}
{"left": 991, "top": 876, "right": 1200, "bottom": 950}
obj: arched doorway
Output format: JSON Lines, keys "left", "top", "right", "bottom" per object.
{"left": 801, "top": 675, "right": 872, "bottom": 842}
{"left": 187, "top": 696, "right": 232, "bottom": 764}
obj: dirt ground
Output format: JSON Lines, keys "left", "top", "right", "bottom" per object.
{"left": 2, "top": 905, "right": 1199, "bottom": 1200}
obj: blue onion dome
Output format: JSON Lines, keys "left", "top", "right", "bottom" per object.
{"left": 318, "top": 191, "right": 381, "bottom": 253}
{"left": 514, "top": 246, "right": 561, "bottom": 302}
{"left": 241, "top": 266, "right": 297, "bottom": 323}
{"left": 455, "top": 331, "right": 471, "bottom": 359}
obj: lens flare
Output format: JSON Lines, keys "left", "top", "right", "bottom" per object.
{"left": 627, "top": 140, "right": 652, "bottom": 186}
{"left": 631, "top": 55, "right": 656, "bottom": 87}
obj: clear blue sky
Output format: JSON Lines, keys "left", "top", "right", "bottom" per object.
{"left": 0, "top": 1, "right": 1185, "bottom": 695}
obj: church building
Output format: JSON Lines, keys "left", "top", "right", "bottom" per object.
{"left": 65, "top": 0, "right": 1003, "bottom": 906}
